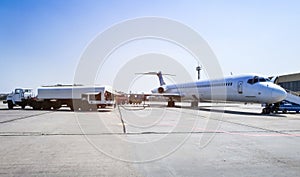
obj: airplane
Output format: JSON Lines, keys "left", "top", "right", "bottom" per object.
{"left": 140, "top": 71, "right": 287, "bottom": 114}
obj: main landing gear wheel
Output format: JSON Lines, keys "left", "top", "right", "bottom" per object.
{"left": 262, "top": 104, "right": 273, "bottom": 114}
{"left": 262, "top": 108, "right": 271, "bottom": 114}
{"left": 167, "top": 100, "right": 175, "bottom": 107}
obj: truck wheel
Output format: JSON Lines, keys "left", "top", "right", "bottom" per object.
{"left": 283, "top": 109, "right": 287, "bottom": 114}
{"left": 32, "top": 102, "right": 42, "bottom": 110}
{"left": 53, "top": 105, "right": 61, "bottom": 110}
{"left": 262, "top": 108, "right": 266, "bottom": 114}
{"left": 33, "top": 105, "right": 41, "bottom": 110}
{"left": 8, "top": 101, "right": 13, "bottom": 109}
{"left": 43, "top": 105, "right": 52, "bottom": 110}
{"left": 52, "top": 102, "right": 61, "bottom": 110}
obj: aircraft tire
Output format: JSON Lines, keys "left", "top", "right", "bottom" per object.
{"left": 168, "top": 101, "right": 175, "bottom": 107}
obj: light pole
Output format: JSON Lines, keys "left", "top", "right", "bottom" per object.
{"left": 196, "top": 65, "right": 202, "bottom": 80}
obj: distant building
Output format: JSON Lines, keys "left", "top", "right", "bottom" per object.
{"left": 278, "top": 73, "right": 300, "bottom": 94}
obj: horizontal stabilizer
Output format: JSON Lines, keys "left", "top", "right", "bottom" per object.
{"left": 135, "top": 71, "right": 175, "bottom": 86}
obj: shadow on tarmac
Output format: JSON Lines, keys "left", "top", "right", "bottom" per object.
{"left": 0, "top": 104, "right": 288, "bottom": 117}
{"left": 173, "top": 105, "right": 287, "bottom": 118}
{"left": 0, "top": 107, "right": 112, "bottom": 113}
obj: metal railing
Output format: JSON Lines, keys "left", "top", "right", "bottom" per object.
{"left": 285, "top": 89, "right": 300, "bottom": 97}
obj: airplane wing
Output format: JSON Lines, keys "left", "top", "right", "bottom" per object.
{"left": 129, "top": 93, "right": 183, "bottom": 99}
{"left": 124, "top": 93, "right": 183, "bottom": 104}
{"left": 147, "top": 93, "right": 182, "bottom": 98}
{"left": 143, "top": 93, "right": 183, "bottom": 102}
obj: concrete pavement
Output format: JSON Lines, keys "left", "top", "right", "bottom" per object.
{"left": 0, "top": 102, "right": 299, "bottom": 176}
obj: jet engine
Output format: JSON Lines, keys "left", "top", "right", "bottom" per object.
{"left": 151, "top": 86, "right": 168, "bottom": 94}
{"left": 158, "top": 87, "right": 165, "bottom": 93}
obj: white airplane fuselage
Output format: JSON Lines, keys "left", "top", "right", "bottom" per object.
{"left": 151, "top": 74, "right": 287, "bottom": 104}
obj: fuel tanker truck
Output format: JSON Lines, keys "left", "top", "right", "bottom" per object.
{"left": 4, "top": 85, "right": 118, "bottom": 111}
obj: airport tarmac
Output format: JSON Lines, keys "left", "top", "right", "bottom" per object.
{"left": 0, "top": 102, "right": 299, "bottom": 177}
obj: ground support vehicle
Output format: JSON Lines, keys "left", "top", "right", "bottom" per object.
{"left": 276, "top": 101, "right": 300, "bottom": 113}
{"left": 128, "top": 94, "right": 144, "bottom": 104}
{"left": 4, "top": 88, "right": 34, "bottom": 109}
{"left": 5, "top": 85, "right": 118, "bottom": 111}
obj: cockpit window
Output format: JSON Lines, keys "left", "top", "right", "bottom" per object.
{"left": 253, "top": 76, "right": 259, "bottom": 83}
{"left": 247, "top": 76, "right": 271, "bottom": 85}
{"left": 258, "top": 77, "right": 271, "bottom": 82}
{"left": 259, "top": 78, "right": 266, "bottom": 82}
{"left": 247, "top": 76, "right": 258, "bottom": 84}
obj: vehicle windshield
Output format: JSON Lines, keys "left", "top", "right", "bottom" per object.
{"left": 15, "top": 89, "right": 21, "bottom": 94}
{"left": 247, "top": 76, "right": 271, "bottom": 84}
{"left": 24, "top": 89, "right": 31, "bottom": 93}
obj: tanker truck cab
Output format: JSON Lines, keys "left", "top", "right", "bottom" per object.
{"left": 5, "top": 88, "right": 34, "bottom": 109}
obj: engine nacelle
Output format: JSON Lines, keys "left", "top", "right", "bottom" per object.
{"left": 158, "top": 87, "right": 164, "bottom": 93}
{"left": 151, "top": 86, "right": 167, "bottom": 94}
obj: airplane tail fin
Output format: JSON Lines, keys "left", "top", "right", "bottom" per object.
{"left": 157, "top": 71, "right": 166, "bottom": 86}
{"left": 135, "top": 71, "right": 175, "bottom": 86}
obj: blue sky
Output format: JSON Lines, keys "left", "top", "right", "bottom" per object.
{"left": 0, "top": 0, "right": 300, "bottom": 93}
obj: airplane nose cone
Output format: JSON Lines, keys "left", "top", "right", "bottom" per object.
{"left": 271, "top": 87, "right": 287, "bottom": 102}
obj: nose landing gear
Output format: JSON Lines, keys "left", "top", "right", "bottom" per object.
{"left": 262, "top": 103, "right": 280, "bottom": 114}
{"left": 262, "top": 107, "right": 271, "bottom": 114}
